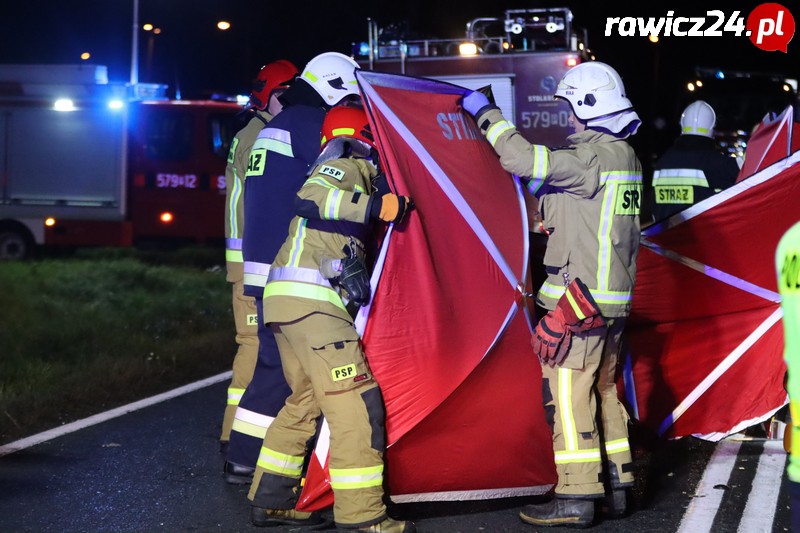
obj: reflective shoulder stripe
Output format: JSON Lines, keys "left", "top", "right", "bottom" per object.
{"left": 305, "top": 176, "right": 337, "bottom": 189}
{"left": 329, "top": 465, "right": 384, "bottom": 489}
{"left": 486, "top": 120, "right": 515, "bottom": 146}
{"left": 254, "top": 128, "right": 294, "bottom": 157}
{"left": 600, "top": 170, "right": 643, "bottom": 186}
{"left": 651, "top": 168, "right": 709, "bottom": 187}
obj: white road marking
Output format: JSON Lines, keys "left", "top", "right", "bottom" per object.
{"left": 0, "top": 371, "right": 231, "bottom": 457}
{"left": 676, "top": 439, "right": 742, "bottom": 533}
{"left": 737, "top": 440, "right": 788, "bottom": 533}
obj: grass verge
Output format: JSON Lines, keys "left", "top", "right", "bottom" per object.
{"left": 0, "top": 247, "right": 234, "bottom": 445}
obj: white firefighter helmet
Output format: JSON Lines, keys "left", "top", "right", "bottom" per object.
{"left": 554, "top": 61, "right": 634, "bottom": 122}
{"left": 680, "top": 100, "right": 716, "bottom": 137}
{"left": 301, "top": 52, "right": 360, "bottom": 105}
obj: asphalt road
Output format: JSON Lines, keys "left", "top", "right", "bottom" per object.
{"left": 0, "top": 380, "right": 793, "bottom": 533}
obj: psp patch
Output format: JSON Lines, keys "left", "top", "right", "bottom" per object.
{"left": 246, "top": 314, "right": 258, "bottom": 326}
{"left": 331, "top": 363, "right": 357, "bottom": 382}
{"left": 319, "top": 165, "right": 345, "bottom": 181}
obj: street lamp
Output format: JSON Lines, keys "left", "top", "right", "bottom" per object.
{"left": 143, "top": 23, "right": 162, "bottom": 82}
{"left": 217, "top": 20, "right": 231, "bottom": 31}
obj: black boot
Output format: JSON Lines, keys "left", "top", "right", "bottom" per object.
{"left": 601, "top": 462, "right": 631, "bottom": 518}
{"left": 250, "top": 506, "right": 327, "bottom": 528}
{"left": 519, "top": 497, "right": 594, "bottom": 528}
{"left": 599, "top": 488, "right": 627, "bottom": 519}
{"left": 223, "top": 460, "right": 255, "bottom": 485}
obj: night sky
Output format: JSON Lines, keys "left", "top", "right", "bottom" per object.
{"left": 2, "top": 0, "right": 798, "bottom": 156}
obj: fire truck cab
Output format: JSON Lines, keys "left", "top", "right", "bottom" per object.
{"left": 0, "top": 64, "right": 243, "bottom": 259}
{"left": 354, "top": 7, "right": 590, "bottom": 146}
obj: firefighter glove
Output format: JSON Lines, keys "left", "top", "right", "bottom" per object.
{"left": 557, "top": 278, "right": 606, "bottom": 332}
{"left": 532, "top": 312, "right": 572, "bottom": 367}
{"left": 461, "top": 90, "right": 497, "bottom": 118}
{"left": 339, "top": 244, "right": 371, "bottom": 307}
{"left": 370, "top": 193, "right": 413, "bottom": 224}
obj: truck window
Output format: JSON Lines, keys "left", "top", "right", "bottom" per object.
{"left": 209, "top": 113, "right": 238, "bottom": 160}
{"left": 144, "top": 111, "right": 193, "bottom": 161}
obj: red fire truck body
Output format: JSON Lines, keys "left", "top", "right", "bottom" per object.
{"left": 0, "top": 64, "right": 243, "bottom": 258}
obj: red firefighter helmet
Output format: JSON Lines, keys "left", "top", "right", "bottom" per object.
{"left": 249, "top": 60, "right": 299, "bottom": 110}
{"left": 320, "top": 106, "right": 376, "bottom": 150}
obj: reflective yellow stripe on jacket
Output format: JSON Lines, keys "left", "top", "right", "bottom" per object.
{"left": 264, "top": 266, "right": 348, "bottom": 314}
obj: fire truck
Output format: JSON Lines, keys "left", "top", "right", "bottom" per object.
{"left": 354, "top": 7, "right": 590, "bottom": 147}
{"left": 0, "top": 64, "right": 244, "bottom": 259}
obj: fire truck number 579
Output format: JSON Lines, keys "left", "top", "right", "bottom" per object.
{"left": 521, "top": 110, "right": 571, "bottom": 129}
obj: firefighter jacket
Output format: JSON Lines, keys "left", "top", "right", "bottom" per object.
{"left": 263, "top": 156, "right": 378, "bottom": 325}
{"left": 477, "top": 108, "right": 642, "bottom": 318}
{"left": 650, "top": 134, "right": 739, "bottom": 222}
{"left": 225, "top": 110, "right": 272, "bottom": 282}
{"left": 242, "top": 104, "right": 326, "bottom": 297}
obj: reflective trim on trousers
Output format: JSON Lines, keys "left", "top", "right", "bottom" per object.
{"left": 231, "top": 407, "right": 275, "bottom": 439}
{"left": 257, "top": 447, "right": 304, "bottom": 477}
{"left": 329, "top": 465, "right": 384, "bottom": 489}
{"left": 605, "top": 438, "right": 631, "bottom": 454}
{"left": 554, "top": 448, "right": 603, "bottom": 464}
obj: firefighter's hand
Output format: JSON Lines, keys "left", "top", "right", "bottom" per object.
{"left": 531, "top": 312, "right": 571, "bottom": 367}
{"left": 370, "top": 193, "right": 413, "bottom": 224}
{"left": 461, "top": 90, "right": 495, "bottom": 118}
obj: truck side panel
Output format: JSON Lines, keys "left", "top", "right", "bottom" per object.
{"left": 0, "top": 101, "right": 126, "bottom": 221}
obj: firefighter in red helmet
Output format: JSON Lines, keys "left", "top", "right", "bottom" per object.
{"left": 248, "top": 105, "right": 415, "bottom": 532}
{"left": 220, "top": 59, "right": 299, "bottom": 453}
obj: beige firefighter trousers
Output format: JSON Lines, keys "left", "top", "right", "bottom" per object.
{"left": 540, "top": 317, "right": 634, "bottom": 498}
{"left": 248, "top": 312, "right": 387, "bottom": 528}
{"left": 220, "top": 277, "right": 259, "bottom": 442}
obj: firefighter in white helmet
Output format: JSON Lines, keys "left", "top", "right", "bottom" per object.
{"left": 220, "top": 59, "right": 298, "bottom": 453}
{"left": 650, "top": 100, "right": 739, "bottom": 222}
{"left": 225, "top": 51, "right": 364, "bottom": 493}
{"left": 463, "top": 61, "right": 642, "bottom": 528}
{"left": 249, "top": 105, "right": 414, "bottom": 532}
